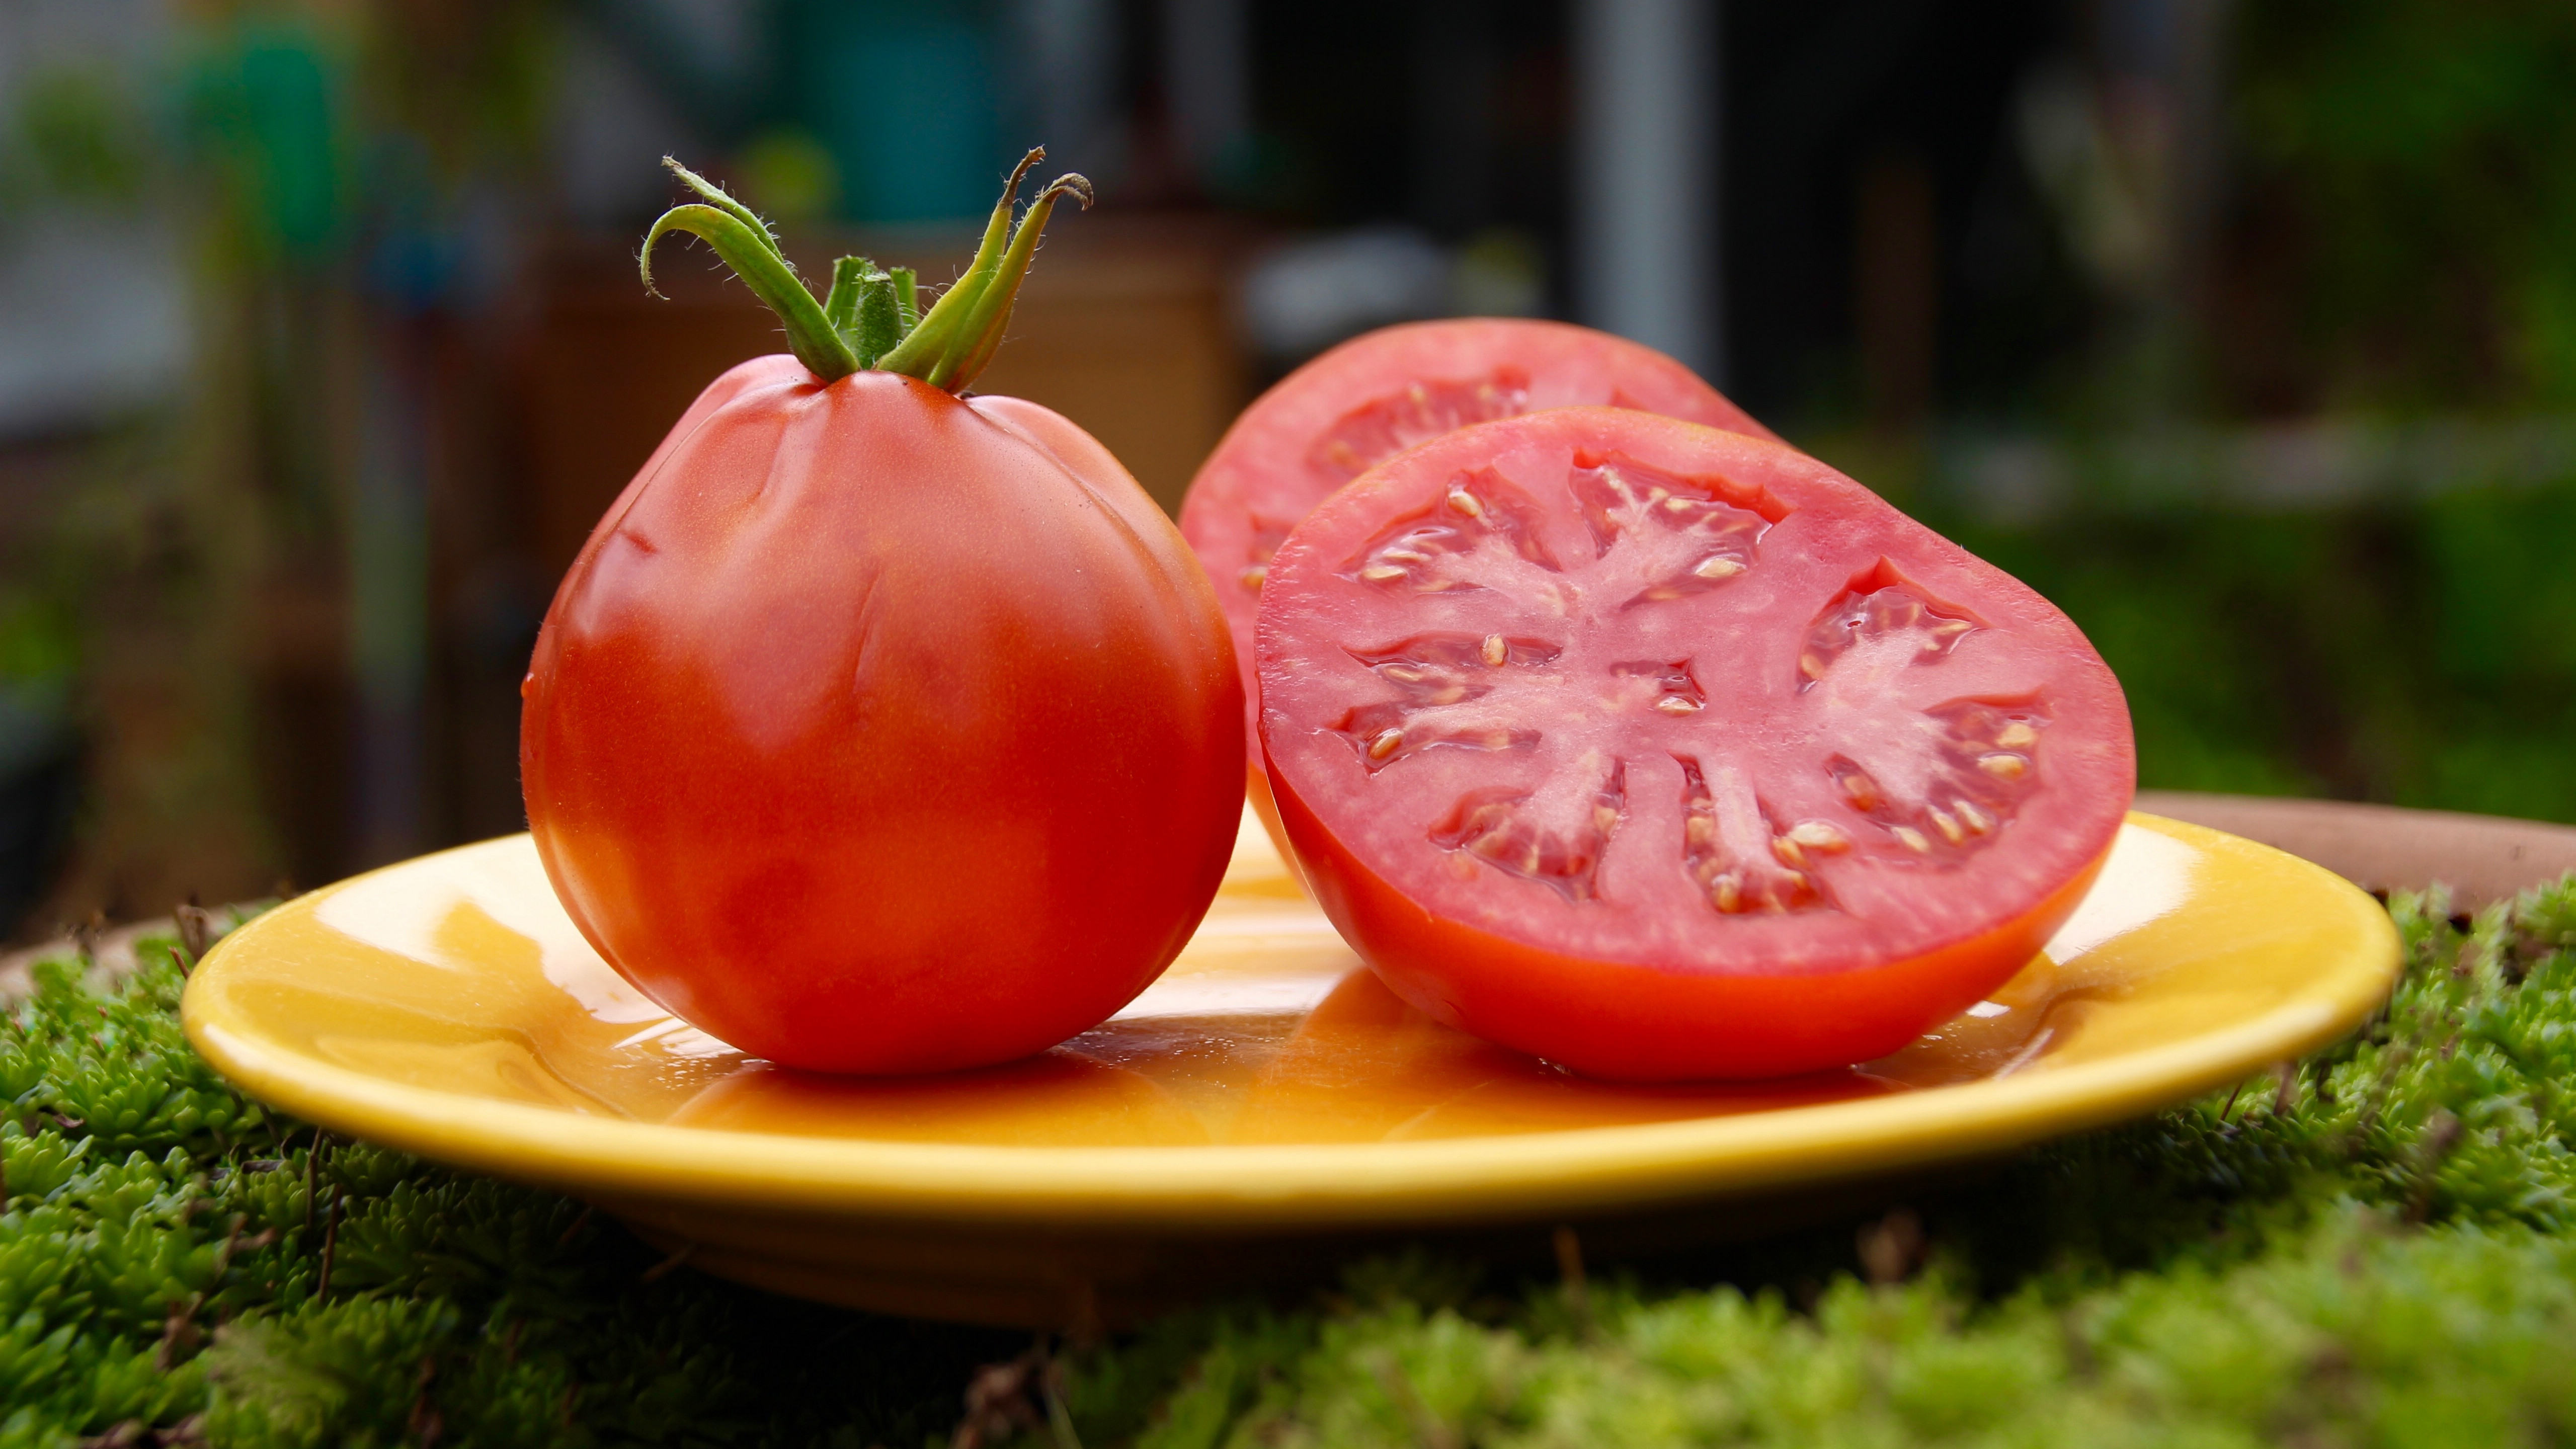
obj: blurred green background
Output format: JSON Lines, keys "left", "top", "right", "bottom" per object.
{"left": 0, "top": 0, "right": 2570, "bottom": 934}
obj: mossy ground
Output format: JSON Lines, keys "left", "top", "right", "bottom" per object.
{"left": 3, "top": 875, "right": 2572, "bottom": 1446}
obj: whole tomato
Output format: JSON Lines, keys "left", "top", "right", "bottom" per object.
{"left": 522, "top": 155, "right": 1242, "bottom": 1074}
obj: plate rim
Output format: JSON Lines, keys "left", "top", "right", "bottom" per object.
{"left": 181, "top": 812, "right": 2400, "bottom": 1230}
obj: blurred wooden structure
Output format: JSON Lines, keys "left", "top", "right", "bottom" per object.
{"left": 2137, "top": 793, "right": 2576, "bottom": 911}
{"left": 518, "top": 215, "right": 1249, "bottom": 579}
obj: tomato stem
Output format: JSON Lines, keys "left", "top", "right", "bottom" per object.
{"left": 823, "top": 256, "right": 866, "bottom": 337}
{"left": 891, "top": 267, "right": 920, "bottom": 331}
{"left": 938, "top": 171, "right": 1093, "bottom": 390}
{"left": 640, "top": 150, "right": 1086, "bottom": 393}
{"left": 641, "top": 159, "right": 860, "bottom": 381}
{"left": 874, "top": 148, "right": 1092, "bottom": 393}
{"left": 822, "top": 256, "right": 907, "bottom": 367}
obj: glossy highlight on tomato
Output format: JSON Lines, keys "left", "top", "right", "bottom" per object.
{"left": 1179, "top": 319, "right": 1780, "bottom": 839}
{"left": 1255, "top": 408, "right": 2133, "bottom": 1080}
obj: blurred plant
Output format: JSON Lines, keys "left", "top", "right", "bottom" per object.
{"left": 1451, "top": 228, "right": 1547, "bottom": 319}
{"left": 182, "top": 14, "right": 349, "bottom": 269}
{"left": 0, "top": 588, "right": 77, "bottom": 691}
{"left": 2235, "top": 0, "right": 2576, "bottom": 410}
{"left": 1925, "top": 472, "right": 2576, "bottom": 823}
{"left": 0, "top": 582, "right": 80, "bottom": 935}
{"left": 353, "top": 0, "right": 554, "bottom": 177}
{"left": 6, "top": 63, "right": 155, "bottom": 210}
{"left": 734, "top": 126, "right": 842, "bottom": 225}
{"left": 158, "top": 0, "right": 565, "bottom": 894}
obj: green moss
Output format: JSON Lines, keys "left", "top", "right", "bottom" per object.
{"left": 3, "top": 875, "right": 2572, "bottom": 1445}
{"left": 0, "top": 938, "right": 1015, "bottom": 1447}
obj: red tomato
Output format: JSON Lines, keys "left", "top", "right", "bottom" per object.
{"left": 522, "top": 357, "right": 1243, "bottom": 1073}
{"left": 1255, "top": 408, "right": 2133, "bottom": 1080}
{"left": 1178, "top": 320, "right": 1779, "bottom": 844}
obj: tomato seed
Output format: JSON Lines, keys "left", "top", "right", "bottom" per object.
{"left": 1787, "top": 820, "right": 1850, "bottom": 851}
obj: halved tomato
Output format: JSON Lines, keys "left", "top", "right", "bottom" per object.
{"left": 1179, "top": 319, "right": 1778, "bottom": 846}
{"left": 1255, "top": 408, "right": 2133, "bottom": 1080}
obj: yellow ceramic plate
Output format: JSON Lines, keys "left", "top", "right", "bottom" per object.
{"left": 184, "top": 809, "right": 2397, "bottom": 1327}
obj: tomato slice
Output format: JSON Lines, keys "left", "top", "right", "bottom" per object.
{"left": 1255, "top": 408, "right": 2134, "bottom": 1080}
{"left": 1179, "top": 320, "right": 1778, "bottom": 838}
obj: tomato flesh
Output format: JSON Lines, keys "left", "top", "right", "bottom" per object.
{"left": 522, "top": 358, "right": 1243, "bottom": 1074}
{"left": 1180, "top": 320, "right": 1779, "bottom": 838}
{"left": 1256, "top": 408, "right": 2133, "bottom": 1079}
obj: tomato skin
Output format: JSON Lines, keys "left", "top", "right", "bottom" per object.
{"left": 1256, "top": 409, "right": 2133, "bottom": 1080}
{"left": 1180, "top": 319, "right": 1779, "bottom": 850}
{"left": 522, "top": 356, "right": 1242, "bottom": 1074}
{"left": 1274, "top": 775, "right": 2108, "bottom": 1079}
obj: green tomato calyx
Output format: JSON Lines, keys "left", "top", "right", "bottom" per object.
{"left": 638, "top": 148, "right": 1092, "bottom": 392}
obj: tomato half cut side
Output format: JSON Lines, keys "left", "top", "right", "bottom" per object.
{"left": 1179, "top": 319, "right": 1779, "bottom": 854}
{"left": 1255, "top": 408, "right": 2134, "bottom": 1080}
